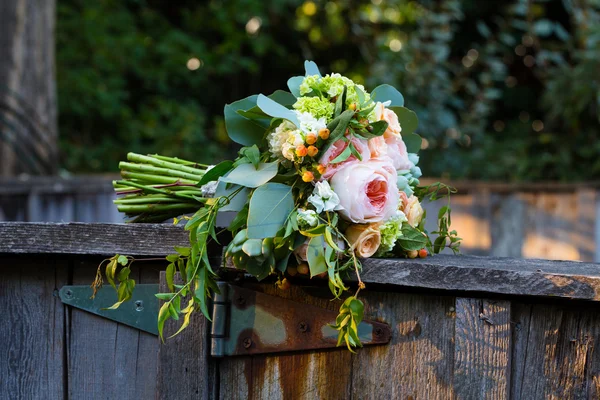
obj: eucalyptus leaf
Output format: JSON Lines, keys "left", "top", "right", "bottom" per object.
{"left": 390, "top": 107, "right": 418, "bottom": 135}
{"left": 224, "top": 95, "right": 267, "bottom": 146}
{"left": 197, "top": 160, "right": 233, "bottom": 186}
{"left": 304, "top": 60, "right": 321, "bottom": 77}
{"left": 256, "top": 94, "right": 300, "bottom": 128}
{"left": 214, "top": 180, "right": 249, "bottom": 212}
{"left": 287, "top": 76, "right": 304, "bottom": 97}
{"left": 403, "top": 133, "right": 423, "bottom": 154}
{"left": 371, "top": 84, "right": 404, "bottom": 107}
{"left": 219, "top": 162, "right": 278, "bottom": 188}
{"left": 242, "top": 239, "right": 263, "bottom": 257}
{"left": 247, "top": 183, "right": 294, "bottom": 239}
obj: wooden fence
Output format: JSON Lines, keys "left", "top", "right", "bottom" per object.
{"left": 1, "top": 176, "right": 599, "bottom": 262}
{"left": 2, "top": 223, "right": 600, "bottom": 399}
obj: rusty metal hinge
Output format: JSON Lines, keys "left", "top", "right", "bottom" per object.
{"left": 210, "top": 282, "right": 392, "bottom": 357}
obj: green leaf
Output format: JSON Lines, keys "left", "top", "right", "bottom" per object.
{"left": 247, "top": 183, "right": 294, "bottom": 239}
{"left": 214, "top": 181, "right": 250, "bottom": 212}
{"left": 371, "top": 84, "right": 404, "bottom": 107}
{"left": 334, "top": 86, "right": 347, "bottom": 117}
{"left": 106, "top": 259, "right": 117, "bottom": 290}
{"left": 438, "top": 205, "right": 449, "bottom": 220}
{"left": 224, "top": 95, "right": 267, "bottom": 146}
{"left": 117, "top": 267, "right": 130, "bottom": 281}
{"left": 300, "top": 224, "right": 327, "bottom": 237}
{"left": 219, "top": 162, "right": 278, "bottom": 188}
{"left": 242, "top": 239, "right": 263, "bottom": 257}
{"left": 117, "top": 255, "right": 129, "bottom": 266}
{"left": 157, "top": 302, "right": 170, "bottom": 341}
{"left": 397, "top": 224, "right": 428, "bottom": 251}
{"left": 197, "top": 160, "right": 234, "bottom": 186}
{"left": 155, "top": 293, "right": 175, "bottom": 301}
{"left": 287, "top": 76, "right": 304, "bottom": 97}
{"left": 169, "top": 307, "right": 194, "bottom": 338}
{"left": 307, "top": 235, "right": 327, "bottom": 277}
{"left": 390, "top": 107, "right": 418, "bottom": 136}
{"left": 324, "top": 227, "right": 344, "bottom": 252}
{"left": 241, "top": 145, "right": 261, "bottom": 168}
{"left": 174, "top": 246, "right": 190, "bottom": 257}
{"left": 304, "top": 60, "right": 321, "bottom": 77}
{"left": 403, "top": 133, "right": 422, "bottom": 154}
{"left": 166, "top": 263, "right": 175, "bottom": 291}
{"left": 329, "top": 144, "right": 353, "bottom": 164}
{"left": 256, "top": 94, "right": 300, "bottom": 128}
{"left": 268, "top": 90, "right": 297, "bottom": 106}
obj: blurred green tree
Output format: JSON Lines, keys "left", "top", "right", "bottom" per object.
{"left": 57, "top": 0, "right": 600, "bottom": 181}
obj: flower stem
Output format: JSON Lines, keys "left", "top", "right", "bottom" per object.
{"left": 128, "top": 153, "right": 208, "bottom": 175}
{"left": 120, "top": 171, "right": 197, "bottom": 185}
{"left": 116, "top": 203, "right": 202, "bottom": 214}
{"left": 114, "top": 180, "right": 201, "bottom": 201}
{"left": 119, "top": 162, "right": 204, "bottom": 182}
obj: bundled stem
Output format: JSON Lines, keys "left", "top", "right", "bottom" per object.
{"left": 113, "top": 154, "right": 210, "bottom": 223}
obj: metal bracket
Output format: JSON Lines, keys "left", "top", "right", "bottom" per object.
{"left": 58, "top": 284, "right": 159, "bottom": 335}
{"left": 210, "top": 282, "right": 392, "bottom": 357}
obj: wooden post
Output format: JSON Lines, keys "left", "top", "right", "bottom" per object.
{"left": 0, "top": 0, "right": 58, "bottom": 176}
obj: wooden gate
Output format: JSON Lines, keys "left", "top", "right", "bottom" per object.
{"left": 2, "top": 222, "right": 600, "bottom": 399}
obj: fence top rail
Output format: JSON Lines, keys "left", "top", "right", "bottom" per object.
{"left": 2, "top": 222, "right": 600, "bottom": 302}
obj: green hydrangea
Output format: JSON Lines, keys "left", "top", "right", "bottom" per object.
{"left": 300, "top": 75, "right": 321, "bottom": 95}
{"left": 293, "top": 96, "right": 335, "bottom": 120}
{"left": 375, "top": 212, "right": 408, "bottom": 256}
{"left": 320, "top": 73, "right": 370, "bottom": 106}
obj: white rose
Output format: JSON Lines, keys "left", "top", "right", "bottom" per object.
{"left": 297, "top": 209, "right": 319, "bottom": 229}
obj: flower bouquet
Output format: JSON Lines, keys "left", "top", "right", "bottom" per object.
{"left": 97, "top": 61, "right": 460, "bottom": 350}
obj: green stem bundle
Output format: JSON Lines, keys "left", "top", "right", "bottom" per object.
{"left": 113, "top": 153, "right": 210, "bottom": 223}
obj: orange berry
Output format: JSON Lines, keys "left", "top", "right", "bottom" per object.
{"left": 349, "top": 103, "right": 357, "bottom": 111}
{"left": 306, "top": 132, "right": 317, "bottom": 145}
{"left": 295, "top": 145, "right": 308, "bottom": 157}
{"left": 418, "top": 248, "right": 428, "bottom": 258}
{"left": 316, "top": 272, "right": 327, "bottom": 279}
{"left": 307, "top": 146, "right": 318, "bottom": 157}
{"left": 302, "top": 171, "right": 315, "bottom": 182}
{"left": 407, "top": 250, "right": 418, "bottom": 259}
{"left": 318, "top": 128, "right": 330, "bottom": 140}
{"left": 297, "top": 263, "right": 309, "bottom": 275}
{"left": 316, "top": 164, "right": 327, "bottom": 175}
{"left": 287, "top": 265, "right": 298, "bottom": 276}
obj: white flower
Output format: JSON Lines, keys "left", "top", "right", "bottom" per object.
{"left": 308, "top": 181, "right": 343, "bottom": 213}
{"left": 297, "top": 209, "right": 319, "bottom": 229}
{"left": 268, "top": 121, "right": 301, "bottom": 160}
{"left": 295, "top": 111, "right": 326, "bottom": 134}
{"left": 200, "top": 165, "right": 218, "bottom": 197}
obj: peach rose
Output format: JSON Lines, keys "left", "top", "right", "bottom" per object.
{"left": 399, "top": 191, "right": 409, "bottom": 212}
{"left": 319, "top": 135, "right": 370, "bottom": 180}
{"left": 345, "top": 223, "right": 382, "bottom": 258}
{"left": 368, "top": 136, "right": 388, "bottom": 159}
{"left": 384, "top": 134, "right": 413, "bottom": 171}
{"left": 405, "top": 195, "right": 424, "bottom": 227}
{"left": 330, "top": 159, "right": 400, "bottom": 223}
{"left": 374, "top": 102, "right": 402, "bottom": 138}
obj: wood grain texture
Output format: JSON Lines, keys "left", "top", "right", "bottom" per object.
{"left": 453, "top": 298, "right": 511, "bottom": 399}
{"left": 351, "top": 292, "right": 456, "bottom": 399}
{"left": 0, "top": 222, "right": 188, "bottom": 255}
{"left": 0, "top": 257, "right": 66, "bottom": 399}
{"left": 67, "top": 260, "right": 159, "bottom": 399}
{"left": 356, "top": 255, "right": 600, "bottom": 301}
{"left": 511, "top": 302, "right": 600, "bottom": 400}
{"left": 218, "top": 284, "right": 353, "bottom": 400}
{"left": 156, "top": 271, "right": 214, "bottom": 400}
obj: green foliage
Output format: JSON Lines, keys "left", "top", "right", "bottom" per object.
{"left": 247, "top": 183, "right": 294, "bottom": 238}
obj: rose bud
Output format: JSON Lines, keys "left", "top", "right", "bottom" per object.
{"left": 318, "top": 128, "right": 330, "bottom": 140}
{"left": 307, "top": 146, "right": 318, "bottom": 157}
{"left": 306, "top": 132, "right": 317, "bottom": 145}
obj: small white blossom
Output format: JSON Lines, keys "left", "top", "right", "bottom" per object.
{"left": 268, "top": 121, "right": 298, "bottom": 159}
{"left": 296, "top": 209, "right": 319, "bottom": 229}
{"left": 308, "top": 181, "right": 343, "bottom": 213}
{"left": 295, "top": 111, "right": 326, "bottom": 134}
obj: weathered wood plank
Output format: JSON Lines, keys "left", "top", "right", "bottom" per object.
{"left": 511, "top": 303, "right": 600, "bottom": 399}
{"left": 0, "top": 258, "right": 66, "bottom": 399}
{"left": 218, "top": 284, "right": 353, "bottom": 400}
{"left": 351, "top": 292, "right": 456, "bottom": 399}
{"left": 156, "top": 271, "right": 214, "bottom": 400}
{"left": 0, "top": 222, "right": 187, "bottom": 255}
{"left": 67, "top": 260, "right": 159, "bottom": 399}
{"left": 356, "top": 255, "right": 600, "bottom": 301}
{"left": 453, "top": 298, "right": 511, "bottom": 399}
{"left": 490, "top": 193, "right": 526, "bottom": 258}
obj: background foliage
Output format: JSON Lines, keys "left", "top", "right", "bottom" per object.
{"left": 57, "top": 0, "right": 600, "bottom": 181}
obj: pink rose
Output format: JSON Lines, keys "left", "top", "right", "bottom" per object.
{"left": 374, "top": 102, "right": 402, "bottom": 138}
{"left": 319, "top": 135, "right": 370, "bottom": 180}
{"left": 330, "top": 159, "right": 400, "bottom": 223}
{"left": 384, "top": 135, "right": 413, "bottom": 170}
{"left": 368, "top": 136, "right": 388, "bottom": 159}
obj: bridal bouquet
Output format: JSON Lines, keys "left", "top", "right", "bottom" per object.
{"left": 98, "top": 61, "right": 460, "bottom": 350}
